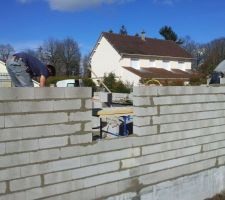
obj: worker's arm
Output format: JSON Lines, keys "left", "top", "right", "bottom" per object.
{"left": 39, "top": 75, "right": 46, "bottom": 87}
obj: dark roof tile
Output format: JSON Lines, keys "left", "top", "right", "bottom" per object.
{"left": 103, "top": 32, "right": 193, "bottom": 59}
{"left": 123, "top": 66, "right": 199, "bottom": 80}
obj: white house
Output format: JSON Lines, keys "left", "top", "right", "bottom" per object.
{"left": 0, "top": 61, "right": 11, "bottom": 87}
{"left": 90, "top": 32, "right": 196, "bottom": 85}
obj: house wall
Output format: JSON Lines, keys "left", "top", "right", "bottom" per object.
{"left": 123, "top": 57, "right": 192, "bottom": 71}
{"left": 91, "top": 37, "right": 122, "bottom": 80}
{"left": 91, "top": 36, "right": 192, "bottom": 86}
{"left": 1, "top": 87, "right": 225, "bottom": 200}
{"left": 0, "top": 61, "right": 11, "bottom": 87}
{"left": 0, "top": 61, "right": 7, "bottom": 74}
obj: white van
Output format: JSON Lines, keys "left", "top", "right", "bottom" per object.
{"left": 56, "top": 79, "right": 83, "bottom": 87}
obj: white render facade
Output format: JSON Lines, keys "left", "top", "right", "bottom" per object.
{"left": 90, "top": 34, "right": 193, "bottom": 86}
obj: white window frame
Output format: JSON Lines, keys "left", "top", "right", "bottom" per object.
{"left": 149, "top": 59, "right": 155, "bottom": 67}
{"left": 163, "top": 60, "right": 170, "bottom": 70}
{"left": 131, "top": 58, "right": 140, "bottom": 69}
{"left": 178, "top": 61, "right": 185, "bottom": 70}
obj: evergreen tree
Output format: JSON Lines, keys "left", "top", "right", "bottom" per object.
{"left": 159, "top": 26, "right": 183, "bottom": 45}
{"left": 119, "top": 25, "right": 128, "bottom": 35}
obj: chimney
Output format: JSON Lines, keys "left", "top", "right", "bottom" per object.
{"left": 141, "top": 31, "right": 146, "bottom": 41}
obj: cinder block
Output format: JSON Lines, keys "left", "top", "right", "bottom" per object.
{"left": 60, "top": 146, "right": 86, "bottom": 158}
{"left": 2, "top": 102, "right": 23, "bottom": 114}
{"left": 0, "top": 103, "right": 4, "bottom": 114}
{"left": 70, "top": 133, "right": 92, "bottom": 145}
{"left": 50, "top": 157, "right": 81, "bottom": 172}
{"left": 133, "top": 107, "right": 158, "bottom": 116}
{"left": 133, "top": 116, "right": 151, "bottom": 126}
{"left": 20, "top": 164, "right": 40, "bottom": 177}
{"left": 5, "top": 112, "right": 69, "bottom": 128}
{"left": 153, "top": 94, "right": 225, "bottom": 105}
{"left": 38, "top": 136, "right": 68, "bottom": 149}
{"left": 44, "top": 169, "right": 72, "bottom": 185}
{"left": 69, "top": 111, "right": 92, "bottom": 122}
{"left": 133, "top": 97, "right": 152, "bottom": 106}
{"left": 83, "top": 170, "right": 130, "bottom": 188}
{"left": 0, "top": 182, "right": 6, "bottom": 194}
{"left": 133, "top": 87, "right": 158, "bottom": 96}
{"left": 95, "top": 181, "right": 119, "bottom": 199}
{"left": 0, "top": 116, "right": 4, "bottom": 128}
{"left": 0, "top": 128, "right": 23, "bottom": 142}
{"left": 54, "top": 123, "right": 81, "bottom": 135}
{"left": 0, "top": 153, "right": 29, "bottom": 168}
{"left": 6, "top": 139, "right": 39, "bottom": 153}
{"left": 157, "top": 86, "right": 225, "bottom": 96}
{"left": 10, "top": 176, "right": 41, "bottom": 192}
{"left": 84, "top": 122, "right": 92, "bottom": 131}
{"left": 160, "top": 102, "right": 225, "bottom": 115}
{"left": 53, "top": 99, "right": 81, "bottom": 111}
{"left": 0, "top": 88, "right": 34, "bottom": 101}
{"left": 0, "top": 167, "right": 20, "bottom": 181}
{"left": 34, "top": 88, "right": 65, "bottom": 99}
{"left": 218, "top": 155, "right": 225, "bottom": 165}
{"left": 64, "top": 87, "right": 91, "bottom": 98}
{"left": 85, "top": 99, "right": 92, "bottom": 109}
{"left": 0, "top": 191, "right": 26, "bottom": 200}
{"left": 21, "top": 101, "right": 54, "bottom": 113}
{"left": 29, "top": 149, "right": 60, "bottom": 163}
{"left": 133, "top": 125, "right": 158, "bottom": 136}
{"left": 22, "top": 125, "right": 55, "bottom": 139}
{"left": 0, "top": 143, "right": 5, "bottom": 155}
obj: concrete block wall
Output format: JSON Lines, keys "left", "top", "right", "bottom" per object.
{"left": 0, "top": 88, "right": 92, "bottom": 200}
{"left": 1, "top": 86, "right": 225, "bottom": 200}
{"left": 132, "top": 86, "right": 225, "bottom": 200}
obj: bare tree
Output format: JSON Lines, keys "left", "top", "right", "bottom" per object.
{"left": 82, "top": 53, "right": 91, "bottom": 77}
{"left": 0, "top": 44, "right": 14, "bottom": 62}
{"left": 57, "top": 38, "right": 81, "bottom": 76}
{"left": 201, "top": 37, "right": 225, "bottom": 74}
{"left": 181, "top": 36, "right": 204, "bottom": 70}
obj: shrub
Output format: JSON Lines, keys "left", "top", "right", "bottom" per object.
{"left": 102, "top": 73, "right": 131, "bottom": 93}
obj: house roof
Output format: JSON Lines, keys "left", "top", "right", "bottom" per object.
{"left": 123, "top": 66, "right": 199, "bottom": 80}
{"left": 102, "top": 32, "right": 193, "bottom": 59}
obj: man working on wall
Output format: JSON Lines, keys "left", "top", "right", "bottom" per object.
{"left": 6, "top": 52, "right": 56, "bottom": 87}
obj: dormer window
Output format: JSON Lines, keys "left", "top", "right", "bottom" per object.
{"left": 163, "top": 60, "right": 170, "bottom": 70}
{"left": 149, "top": 59, "right": 155, "bottom": 67}
{"left": 131, "top": 58, "right": 140, "bottom": 69}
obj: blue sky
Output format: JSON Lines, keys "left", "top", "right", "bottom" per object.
{"left": 0, "top": 0, "right": 225, "bottom": 56}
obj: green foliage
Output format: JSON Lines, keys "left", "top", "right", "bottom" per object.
{"left": 82, "top": 78, "right": 97, "bottom": 91}
{"left": 189, "top": 76, "right": 207, "bottom": 86}
{"left": 119, "top": 25, "right": 128, "bottom": 35}
{"left": 102, "top": 73, "right": 131, "bottom": 93}
{"left": 159, "top": 26, "right": 184, "bottom": 45}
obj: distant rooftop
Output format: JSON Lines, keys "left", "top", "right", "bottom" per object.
{"left": 102, "top": 32, "right": 193, "bottom": 59}
{"left": 123, "top": 66, "right": 200, "bottom": 80}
